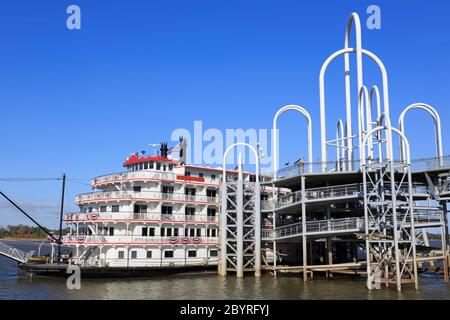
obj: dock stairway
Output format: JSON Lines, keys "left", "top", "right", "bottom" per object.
{"left": 0, "top": 241, "right": 32, "bottom": 263}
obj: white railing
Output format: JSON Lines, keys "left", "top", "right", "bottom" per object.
{"left": 262, "top": 182, "right": 430, "bottom": 212}
{"left": 262, "top": 217, "right": 364, "bottom": 240}
{"left": 91, "top": 170, "right": 219, "bottom": 186}
{"left": 63, "top": 235, "right": 219, "bottom": 244}
{"left": 261, "top": 155, "right": 450, "bottom": 183}
{"left": 65, "top": 211, "right": 219, "bottom": 223}
{"left": 262, "top": 183, "right": 363, "bottom": 211}
{"left": 76, "top": 190, "right": 219, "bottom": 204}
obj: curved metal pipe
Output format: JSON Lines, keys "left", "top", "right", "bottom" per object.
{"left": 336, "top": 119, "right": 346, "bottom": 171}
{"left": 319, "top": 47, "right": 391, "bottom": 171}
{"left": 272, "top": 105, "right": 313, "bottom": 178}
{"left": 398, "top": 103, "right": 443, "bottom": 165}
{"left": 369, "top": 85, "right": 383, "bottom": 162}
{"left": 362, "top": 126, "right": 409, "bottom": 165}
{"left": 222, "top": 143, "right": 260, "bottom": 180}
{"left": 343, "top": 12, "right": 364, "bottom": 169}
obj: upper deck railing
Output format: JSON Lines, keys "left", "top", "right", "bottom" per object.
{"left": 261, "top": 182, "right": 428, "bottom": 212}
{"left": 261, "top": 155, "right": 450, "bottom": 183}
{"left": 262, "top": 207, "right": 443, "bottom": 240}
{"left": 91, "top": 170, "right": 220, "bottom": 187}
{"left": 65, "top": 211, "right": 219, "bottom": 223}
{"left": 75, "top": 190, "right": 219, "bottom": 204}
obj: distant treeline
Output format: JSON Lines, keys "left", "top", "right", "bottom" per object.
{"left": 0, "top": 224, "right": 69, "bottom": 239}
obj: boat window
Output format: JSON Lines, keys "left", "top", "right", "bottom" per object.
{"left": 206, "top": 189, "right": 216, "bottom": 198}
{"left": 144, "top": 162, "right": 148, "bottom": 170}
{"left": 139, "top": 163, "right": 143, "bottom": 170}
{"left": 196, "top": 229, "right": 201, "bottom": 237}
{"left": 149, "top": 227, "right": 155, "bottom": 236}
{"left": 211, "top": 229, "right": 217, "bottom": 237}
{"left": 88, "top": 207, "right": 93, "bottom": 213}
{"left": 207, "top": 208, "right": 216, "bottom": 216}
{"left": 149, "top": 161, "right": 154, "bottom": 169}
{"left": 188, "top": 250, "right": 196, "bottom": 258}
{"left": 162, "top": 186, "right": 174, "bottom": 194}
{"left": 131, "top": 251, "right": 137, "bottom": 259}
{"left": 164, "top": 250, "right": 174, "bottom": 258}
{"left": 142, "top": 227, "right": 148, "bottom": 237}
{"left": 189, "top": 229, "right": 195, "bottom": 237}
{"left": 185, "top": 207, "right": 195, "bottom": 215}
{"left": 174, "top": 228, "right": 179, "bottom": 236}
{"left": 100, "top": 206, "right": 107, "bottom": 212}
{"left": 166, "top": 228, "right": 172, "bottom": 236}
{"left": 209, "top": 250, "right": 218, "bottom": 257}
{"left": 163, "top": 165, "right": 167, "bottom": 171}
{"left": 168, "top": 164, "right": 173, "bottom": 171}
{"left": 109, "top": 227, "right": 114, "bottom": 236}
{"left": 161, "top": 227, "right": 165, "bottom": 236}
{"left": 199, "top": 172, "right": 204, "bottom": 178}
{"left": 118, "top": 251, "right": 124, "bottom": 259}
{"left": 211, "top": 174, "right": 216, "bottom": 180}
{"left": 162, "top": 206, "right": 172, "bottom": 215}
{"left": 133, "top": 186, "right": 141, "bottom": 192}
{"left": 156, "top": 162, "right": 161, "bottom": 170}
{"left": 185, "top": 171, "right": 191, "bottom": 176}
{"left": 146, "top": 251, "right": 152, "bottom": 258}
{"left": 112, "top": 205, "right": 119, "bottom": 212}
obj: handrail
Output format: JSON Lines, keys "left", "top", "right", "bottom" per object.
{"left": 262, "top": 208, "right": 442, "bottom": 240}
{"left": 65, "top": 211, "right": 219, "bottom": 223}
{"left": 76, "top": 190, "right": 219, "bottom": 204}
{"left": 261, "top": 155, "right": 450, "bottom": 183}
{"left": 91, "top": 170, "right": 219, "bottom": 186}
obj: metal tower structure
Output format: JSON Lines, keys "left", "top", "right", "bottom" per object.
{"left": 362, "top": 126, "right": 418, "bottom": 291}
{"left": 219, "top": 143, "right": 261, "bottom": 277}
{"left": 260, "top": 11, "right": 449, "bottom": 292}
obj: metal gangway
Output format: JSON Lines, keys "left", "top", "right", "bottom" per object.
{"left": 0, "top": 241, "right": 31, "bottom": 263}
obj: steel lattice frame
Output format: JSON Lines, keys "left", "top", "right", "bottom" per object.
{"left": 219, "top": 144, "right": 261, "bottom": 277}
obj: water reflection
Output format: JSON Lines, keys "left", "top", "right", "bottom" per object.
{"left": 1, "top": 240, "right": 449, "bottom": 300}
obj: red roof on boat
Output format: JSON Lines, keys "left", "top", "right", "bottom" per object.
{"left": 123, "top": 154, "right": 178, "bottom": 167}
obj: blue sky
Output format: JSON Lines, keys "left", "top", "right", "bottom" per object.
{"left": 0, "top": 0, "right": 449, "bottom": 228}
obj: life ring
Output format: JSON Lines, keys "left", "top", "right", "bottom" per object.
{"left": 169, "top": 236, "right": 179, "bottom": 244}
{"left": 192, "top": 237, "right": 201, "bottom": 243}
{"left": 89, "top": 214, "right": 98, "bottom": 220}
{"left": 77, "top": 235, "right": 86, "bottom": 243}
{"left": 181, "top": 237, "right": 189, "bottom": 244}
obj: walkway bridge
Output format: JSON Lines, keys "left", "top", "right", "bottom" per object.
{"left": 0, "top": 241, "right": 31, "bottom": 263}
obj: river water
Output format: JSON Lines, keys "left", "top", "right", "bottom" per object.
{"left": 1, "top": 240, "right": 449, "bottom": 300}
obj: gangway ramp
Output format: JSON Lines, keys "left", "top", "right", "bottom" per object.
{"left": 0, "top": 241, "right": 30, "bottom": 263}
